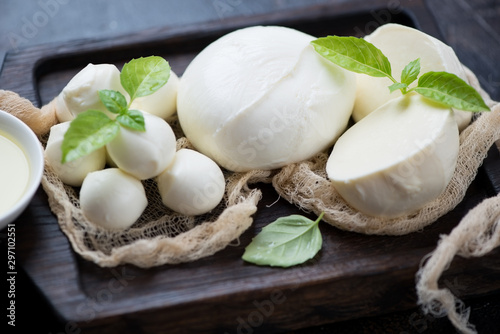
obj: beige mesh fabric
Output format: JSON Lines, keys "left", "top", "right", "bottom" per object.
{"left": 0, "top": 89, "right": 273, "bottom": 268}
{"left": 416, "top": 194, "right": 500, "bottom": 334}
{"left": 413, "top": 70, "right": 500, "bottom": 334}
{"left": 272, "top": 66, "right": 500, "bottom": 235}
{"left": 41, "top": 134, "right": 272, "bottom": 268}
{"left": 0, "top": 89, "right": 57, "bottom": 136}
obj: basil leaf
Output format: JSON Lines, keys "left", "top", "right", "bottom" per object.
{"left": 311, "top": 36, "right": 392, "bottom": 78}
{"left": 401, "top": 58, "right": 420, "bottom": 86}
{"left": 116, "top": 109, "right": 146, "bottom": 131}
{"left": 242, "top": 213, "right": 324, "bottom": 267}
{"left": 388, "top": 82, "right": 408, "bottom": 93}
{"left": 120, "top": 56, "right": 171, "bottom": 101}
{"left": 414, "top": 72, "right": 490, "bottom": 112}
{"left": 61, "top": 110, "right": 120, "bottom": 163}
{"left": 98, "top": 90, "right": 128, "bottom": 114}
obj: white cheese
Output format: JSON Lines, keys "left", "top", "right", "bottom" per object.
{"left": 157, "top": 148, "right": 225, "bottom": 216}
{"left": 177, "top": 25, "right": 356, "bottom": 172}
{"left": 58, "top": 63, "right": 126, "bottom": 120}
{"left": 80, "top": 168, "right": 147, "bottom": 230}
{"left": 130, "top": 70, "right": 179, "bottom": 120}
{"left": 327, "top": 93, "right": 459, "bottom": 218}
{"left": 353, "top": 23, "right": 472, "bottom": 131}
{"left": 45, "top": 122, "right": 106, "bottom": 187}
{"left": 55, "top": 93, "right": 74, "bottom": 123}
{"left": 106, "top": 112, "right": 176, "bottom": 180}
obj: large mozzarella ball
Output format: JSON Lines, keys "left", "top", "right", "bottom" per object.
{"left": 352, "top": 23, "right": 471, "bottom": 130}
{"left": 106, "top": 112, "right": 176, "bottom": 180}
{"left": 157, "top": 149, "right": 225, "bottom": 216}
{"left": 57, "top": 63, "right": 126, "bottom": 120}
{"left": 177, "top": 25, "right": 356, "bottom": 172}
{"left": 80, "top": 168, "right": 148, "bottom": 230}
{"left": 45, "top": 122, "right": 106, "bottom": 186}
{"left": 130, "top": 70, "right": 179, "bottom": 120}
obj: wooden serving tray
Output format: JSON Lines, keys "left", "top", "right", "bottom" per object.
{"left": 2, "top": 1, "right": 500, "bottom": 333}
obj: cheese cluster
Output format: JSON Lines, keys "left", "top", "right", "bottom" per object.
{"left": 45, "top": 63, "right": 225, "bottom": 230}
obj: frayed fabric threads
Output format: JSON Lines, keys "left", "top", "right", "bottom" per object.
{"left": 416, "top": 194, "right": 500, "bottom": 334}
{"left": 41, "top": 135, "right": 272, "bottom": 268}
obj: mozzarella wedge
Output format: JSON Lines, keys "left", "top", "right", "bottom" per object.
{"left": 327, "top": 93, "right": 459, "bottom": 218}
{"left": 353, "top": 23, "right": 471, "bottom": 131}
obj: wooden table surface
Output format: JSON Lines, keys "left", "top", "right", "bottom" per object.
{"left": 1, "top": 0, "right": 499, "bottom": 333}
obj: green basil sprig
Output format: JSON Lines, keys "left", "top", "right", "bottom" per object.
{"left": 311, "top": 36, "right": 490, "bottom": 112}
{"left": 61, "top": 56, "right": 170, "bottom": 164}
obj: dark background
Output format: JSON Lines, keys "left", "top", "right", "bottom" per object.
{"left": 1, "top": 0, "right": 499, "bottom": 333}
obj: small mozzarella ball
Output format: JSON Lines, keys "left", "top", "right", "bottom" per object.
{"left": 157, "top": 149, "right": 225, "bottom": 216}
{"left": 106, "top": 112, "right": 176, "bottom": 180}
{"left": 130, "top": 71, "right": 179, "bottom": 119}
{"left": 45, "top": 122, "right": 106, "bottom": 186}
{"left": 80, "top": 168, "right": 148, "bottom": 230}
{"left": 60, "top": 63, "right": 126, "bottom": 119}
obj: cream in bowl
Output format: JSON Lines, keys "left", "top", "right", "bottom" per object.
{"left": 0, "top": 109, "right": 44, "bottom": 229}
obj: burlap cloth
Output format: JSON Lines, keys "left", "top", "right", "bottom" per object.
{"left": 1, "top": 65, "right": 498, "bottom": 334}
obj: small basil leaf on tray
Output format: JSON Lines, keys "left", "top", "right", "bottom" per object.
{"left": 242, "top": 212, "right": 324, "bottom": 268}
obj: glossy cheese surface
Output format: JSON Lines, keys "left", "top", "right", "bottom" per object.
{"left": 177, "top": 25, "right": 356, "bottom": 172}
{"left": 327, "top": 93, "right": 459, "bottom": 218}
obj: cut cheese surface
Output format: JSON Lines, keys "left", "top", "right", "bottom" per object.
{"left": 327, "top": 93, "right": 459, "bottom": 218}
{"left": 353, "top": 23, "right": 471, "bottom": 130}
{"left": 177, "top": 25, "right": 356, "bottom": 172}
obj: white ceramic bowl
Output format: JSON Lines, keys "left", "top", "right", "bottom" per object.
{"left": 0, "top": 109, "right": 44, "bottom": 229}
